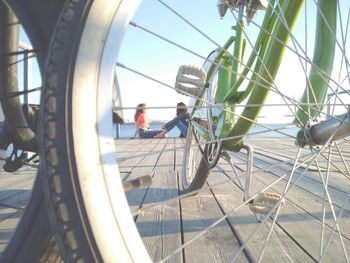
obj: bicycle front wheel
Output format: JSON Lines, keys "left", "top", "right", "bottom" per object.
{"left": 39, "top": 0, "right": 350, "bottom": 262}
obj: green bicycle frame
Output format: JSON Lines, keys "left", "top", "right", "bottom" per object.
{"left": 197, "top": 0, "right": 336, "bottom": 152}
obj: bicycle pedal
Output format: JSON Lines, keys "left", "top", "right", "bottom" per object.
{"left": 248, "top": 192, "right": 284, "bottom": 216}
{"left": 122, "top": 175, "right": 152, "bottom": 191}
{"left": 175, "top": 65, "right": 207, "bottom": 97}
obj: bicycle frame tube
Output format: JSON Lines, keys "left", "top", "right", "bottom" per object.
{"left": 293, "top": 0, "right": 336, "bottom": 126}
{"left": 223, "top": 0, "right": 305, "bottom": 151}
{"left": 230, "top": 4, "right": 245, "bottom": 87}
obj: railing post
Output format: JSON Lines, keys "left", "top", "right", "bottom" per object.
{"left": 116, "top": 124, "right": 120, "bottom": 138}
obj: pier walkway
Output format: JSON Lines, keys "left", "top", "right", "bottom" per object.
{"left": 1, "top": 137, "right": 349, "bottom": 262}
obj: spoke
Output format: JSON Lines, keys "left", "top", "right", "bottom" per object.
{"left": 257, "top": 148, "right": 302, "bottom": 262}
{"left": 129, "top": 10, "right": 329, "bottom": 121}
{"left": 117, "top": 62, "right": 299, "bottom": 140}
{"left": 157, "top": 0, "right": 221, "bottom": 48}
{"left": 230, "top": 121, "right": 346, "bottom": 262}
{"left": 335, "top": 142, "right": 350, "bottom": 177}
{"left": 0, "top": 87, "right": 41, "bottom": 101}
{"left": 2, "top": 54, "right": 36, "bottom": 71}
{"left": 3, "top": 49, "right": 39, "bottom": 57}
{"left": 319, "top": 190, "right": 350, "bottom": 263}
{"left": 227, "top": 1, "right": 308, "bottom": 126}
{"left": 337, "top": 2, "right": 350, "bottom": 85}
{"left": 122, "top": 16, "right": 349, "bottom": 127}
{"left": 243, "top": 1, "right": 350, "bottom": 116}
{"left": 305, "top": 1, "right": 311, "bottom": 118}
{"left": 160, "top": 154, "right": 311, "bottom": 263}
{"left": 116, "top": 2, "right": 350, "bottom": 261}
{"left": 316, "top": 150, "right": 350, "bottom": 261}
{"left": 316, "top": 149, "right": 330, "bottom": 259}
{"left": 133, "top": 147, "right": 318, "bottom": 217}
{"left": 160, "top": 1, "right": 348, "bottom": 127}
{"left": 118, "top": 61, "right": 350, "bottom": 145}
{"left": 158, "top": 120, "right": 344, "bottom": 261}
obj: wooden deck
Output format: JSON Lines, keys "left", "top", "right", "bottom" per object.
{"left": 0, "top": 150, "right": 36, "bottom": 255}
{"left": 1, "top": 137, "right": 350, "bottom": 262}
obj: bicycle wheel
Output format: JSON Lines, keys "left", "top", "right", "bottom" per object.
{"left": 40, "top": 0, "right": 350, "bottom": 262}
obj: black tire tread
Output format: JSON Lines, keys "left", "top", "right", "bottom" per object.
{"left": 39, "top": 0, "right": 101, "bottom": 262}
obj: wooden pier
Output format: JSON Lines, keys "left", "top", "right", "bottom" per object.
{"left": 1, "top": 137, "right": 350, "bottom": 262}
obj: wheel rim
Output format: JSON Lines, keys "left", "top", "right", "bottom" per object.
{"left": 70, "top": 1, "right": 150, "bottom": 262}
{"left": 182, "top": 122, "right": 206, "bottom": 190}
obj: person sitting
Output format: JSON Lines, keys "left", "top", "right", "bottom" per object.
{"left": 162, "top": 102, "right": 189, "bottom": 138}
{"left": 134, "top": 103, "right": 165, "bottom": 138}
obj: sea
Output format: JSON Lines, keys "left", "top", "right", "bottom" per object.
{"left": 115, "top": 123, "right": 299, "bottom": 138}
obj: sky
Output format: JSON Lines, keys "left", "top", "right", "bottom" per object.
{"left": 8, "top": 0, "right": 349, "bottom": 124}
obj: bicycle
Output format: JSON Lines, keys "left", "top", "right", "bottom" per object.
{"left": 1, "top": 0, "right": 350, "bottom": 262}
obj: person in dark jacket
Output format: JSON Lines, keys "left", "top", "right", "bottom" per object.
{"left": 162, "top": 102, "right": 189, "bottom": 138}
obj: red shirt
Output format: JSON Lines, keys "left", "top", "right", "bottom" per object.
{"left": 135, "top": 114, "right": 148, "bottom": 130}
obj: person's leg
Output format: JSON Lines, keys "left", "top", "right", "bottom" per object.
{"left": 176, "top": 121, "right": 188, "bottom": 137}
{"left": 163, "top": 116, "right": 181, "bottom": 132}
{"left": 139, "top": 130, "right": 163, "bottom": 138}
{"left": 163, "top": 112, "right": 188, "bottom": 132}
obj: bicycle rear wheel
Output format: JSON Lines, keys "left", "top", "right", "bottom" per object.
{"left": 182, "top": 50, "right": 221, "bottom": 192}
{"left": 1, "top": 1, "right": 63, "bottom": 261}
{"left": 40, "top": 0, "right": 350, "bottom": 262}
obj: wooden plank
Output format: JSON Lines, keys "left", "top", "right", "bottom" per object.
{"left": 240, "top": 150, "right": 350, "bottom": 213}
{"left": 154, "top": 138, "right": 175, "bottom": 171}
{"left": 126, "top": 138, "right": 174, "bottom": 214}
{"left": 0, "top": 149, "right": 36, "bottom": 256}
{"left": 115, "top": 138, "right": 156, "bottom": 172}
{"left": 0, "top": 205, "right": 18, "bottom": 222}
{"left": 226, "top": 151, "right": 350, "bottom": 261}
{"left": 0, "top": 190, "right": 32, "bottom": 209}
{"left": 207, "top": 170, "right": 313, "bottom": 262}
{"left": 0, "top": 210, "right": 24, "bottom": 255}
{"left": 131, "top": 139, "right": 167, "bottom": 174}
{"left": 180, "top": 183, "right": 248, "bottom": 262}
{"left": 136, "top": 169, "right": 182, "bottom": 262}
{"left": 129, "top": 139, "right": 182, "bottom": 261}
{"left": 0, "top": 175, "right": 35, "bottom": 204}
{"left": 174, "top": 138, "right": 185, "bottom": 175}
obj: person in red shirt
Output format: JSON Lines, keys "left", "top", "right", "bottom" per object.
{"left": 134, "top": 103, "right": 165, "bottom": 138}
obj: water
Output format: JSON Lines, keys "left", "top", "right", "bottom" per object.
{"left": 115, "top": 123, "right": 299, "bottom": 138}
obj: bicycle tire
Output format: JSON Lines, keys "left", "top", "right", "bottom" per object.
{"left": 182, "top": 122, "right": 210, "bottom": 193}
{"left": 39, "top": 0, "right": 350, "bottom": 262}
{"left": 40, "top": 0, "right": 150, "bottom": 261}
{"left": 182, "top": 50, "right": 221, "bottom": 192}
